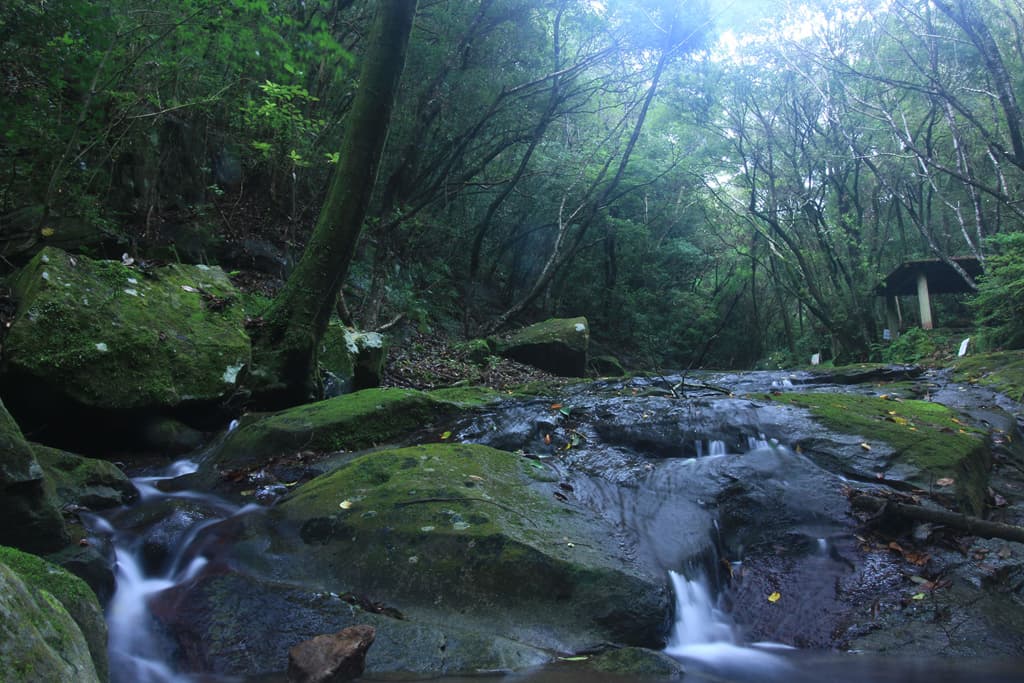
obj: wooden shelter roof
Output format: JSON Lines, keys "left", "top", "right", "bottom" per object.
{"left": 876, "top": 257, "right": 982, "bottom": 297}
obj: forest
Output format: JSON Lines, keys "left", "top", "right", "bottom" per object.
{"left": 2, "top": 0, "right": 1024, "bottom": 374}
{"left": 5, "top": 3, "right": 1024, "bottom": 682}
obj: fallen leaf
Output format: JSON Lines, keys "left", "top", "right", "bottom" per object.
{"left": 860, "top": 442, "right": 872, "bottom": 451}
{"left": 558, "top": 656, "right": 589, "bottom": 662}
{"left": 181, "top": 285, "right": 198, "bottom": 292}
{"left": 440, "top": 430, "right": 452, "bottom": 440}
{"left": 544, "top": 433, "right": 552, "bottom": 445}
{"left": 550, "top": 403, "right": 563, "bottom": 410}
{"left": 559, "top": 406, "right": 571, "bottom": 416}
{"left": 768, "top": 591, "right": 781, "bottom": 603}
{"left": 911, "top": 592, "right": 926, "bottom": 600}
{"left": 935, "top": 477, "right": 955, "bottom": 487}
{"left": 339, "top": 500, "right": 353, "bottom": 509}
{"left": 40, "top": 226, "right": 55, "bottom": 237}
{"left": 998, "top": 546, "right": 1013, "bottom": 560}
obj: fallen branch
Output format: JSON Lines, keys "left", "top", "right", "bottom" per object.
{"left": 851, "top": 493, "right": 1024, "bottom": 544}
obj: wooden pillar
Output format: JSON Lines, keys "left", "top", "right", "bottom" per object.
{"left": 916, "top": 271, "right": 933, "bottom": 330}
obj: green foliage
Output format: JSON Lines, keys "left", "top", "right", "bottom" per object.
{"left": 877, "top": 328, "right": 938, "bottom": 365}
{"left": 971, "top": 233, "right": 1024, "bottom": 350}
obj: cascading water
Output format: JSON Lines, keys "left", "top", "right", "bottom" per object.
{"left": 87, "top": 456, "right": 262, "bottom": 683}
{"left": 664, "top": 571, "right": 793, "bottom": 682}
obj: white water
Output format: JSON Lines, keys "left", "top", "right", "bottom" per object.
{"left": 97, "top": 458, "right": 260, "bottom": 683}
{"left": 665, "top": 571, "right": 793, "bottom": 681}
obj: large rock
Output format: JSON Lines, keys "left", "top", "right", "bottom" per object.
{"left": 495, "top": 317, "right": 589, "bottom": 377}
{"left": 0, "top": 546, "right": 106, "bottom": 683}
{"left": 34, "top": 445, "right": 138, "bottom": 511}
{"left": 206, "top": 387, "right": 497, "bottom": 475}
{"left": 759, "top": 393, "right": 991, "bottom": 515}
{"left": 320, "top": 322, "right": 386, "bottom": 397}
{"left": 152, "top": 572, "right": 550, "bottom": 677}
{"left": 2, "top": 247, "right": 249, "bottom": 439}
{"left": 270, "top": 443, "right": 668, "bottom": 653}
{"left": 0, "top": 398, "right": 68, "bottom": 553}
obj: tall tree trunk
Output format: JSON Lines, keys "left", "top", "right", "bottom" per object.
{"left": 246, "top": 0, "right": 418, "bottom": 409}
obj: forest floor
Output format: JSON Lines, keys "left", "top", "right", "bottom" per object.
{"left": 380, "top": 329, "right": 565, "bottom": 393}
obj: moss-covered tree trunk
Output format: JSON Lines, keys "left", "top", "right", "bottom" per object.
{"left": 246, "top": 0, "right": 418, "bottom": 408}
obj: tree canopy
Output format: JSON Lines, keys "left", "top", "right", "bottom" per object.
{"left": 3, "top": 0, "right": 1023, "bottom": 378}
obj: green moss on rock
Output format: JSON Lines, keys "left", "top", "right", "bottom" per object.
{"left": 769, "top": 393, "right": 990, "bottom": 514}
{"left": 33, "top": 445, "right": 137, "bottom": 510}
{"left": 0, "top": 546, "right": 105, "bottom": 682}
{"left": 0, "top": 399, "right": 68, "bottom": 554}
{"left": 587, "top": 646, "right": 684, "bottom": 678}
{"left": 273, "top": 443, "right": 667, "bottom": 651}
{"left": 4, "top": 247, "right": 250, "bottom": 411}
{"left": 953, "top": 350, "right": 1024, "bottom": 403}
{"left": 211, "top": 388, "right": 465, "bottom": 471}
{"left": 320, "top": 321, "right": 387, "bottom": 394}
{"left": 496, "top": 317, "right": 590, "bottom": 377}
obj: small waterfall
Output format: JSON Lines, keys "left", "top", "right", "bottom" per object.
{"left": 664, "top": 571, "right": 792, "bottom": 681}
{"left": 89, "top": 457, "right": 262, "bottom": 683}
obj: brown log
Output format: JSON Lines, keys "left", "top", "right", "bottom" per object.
{"left": 852, "top": 494, "right": 1024, "bottom": 544}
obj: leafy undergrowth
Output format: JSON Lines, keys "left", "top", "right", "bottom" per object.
{"left": 952, "top": 350, "right": 1024, "bottom": 403}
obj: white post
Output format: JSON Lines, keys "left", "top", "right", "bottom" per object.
{"left": 916, "top": 272, "right": 933, "bottom": 330}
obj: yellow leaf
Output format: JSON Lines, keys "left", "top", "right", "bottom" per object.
{"left": 40, "top": 226, "right": 55, "bottom": 237}
{"left": 440, "top": 431, "right": 452, "bottom": 440}
{"left": 860, "top": 443, "right": 872, "bottom": 451}
{"left": 768, "top": 591, "right": 781, "bottom": 603}
{"left": 339, "top": 500, "right": 353, "bottom": 509}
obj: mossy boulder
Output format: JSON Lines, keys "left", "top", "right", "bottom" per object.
{"left": 495, "top": 317, "right": 589, "bottom": 377}
{"left": 320, "top": 321, "right": 387, "bottom": 396}
{"left": 0, "top": 398, "right": 68, "bottom": 553}
{"left": 766, "top": 393, "right": 990, "bottom": 515}
{"left": 271, "top": 443, "right": 668, "bottom": 653}
{"left": 207, "top": 388, "right": 493, "bottom": 474}
{"left": 2, "top": 246, "right": 249, "bottom": 420}
{"left": 0, "top": 546, "right": 105, "bottom": 683}
{"left": 34, "top": 445, "right": 137, "bottom": 510}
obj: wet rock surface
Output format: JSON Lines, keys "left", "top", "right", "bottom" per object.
{"left": 87, "top": 364, "right": 1024, "bottom": 680}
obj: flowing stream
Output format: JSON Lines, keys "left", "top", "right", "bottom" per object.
{"left": 90, "top": 456, "right": 262, "bottom": 683}
{"left": 80, "top": 370, "right": 1024, "bottom": 683}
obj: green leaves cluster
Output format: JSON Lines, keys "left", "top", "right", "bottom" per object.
{"left": 972, "top": 233, "right": 1024, "bottom": 350}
